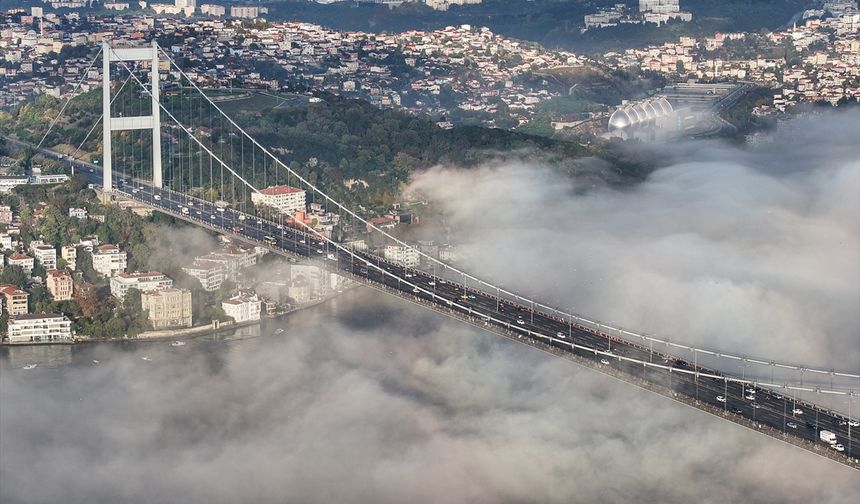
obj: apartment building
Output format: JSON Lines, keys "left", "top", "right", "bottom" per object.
{"left": 46, "top": 269, "right": 74, "bottom": 301}
{"left": 61, "top": 245, "right": 77, "bottom": 270}
{"left": 110, "top": 271, "right": 173, "bottom": 301}
{"left": 7, "top": 313, "right": 72, "bottom": 343}
{"left": 32, "top": 244, "right": 57, "bottom": 271}
{"left": 182, "top": 259, "right": 225, "bottom": 291}
{"left": 92, "top": 244, "right": 127, "bottom": 277}
{"left": 7, "top": 253, "right": 34, "bottom": 275}
{"left": 383, "top": 244, "right": 420, "bottom": 268}
{"left": 221, "top": 293, "right": 262, "bottom": 323}
{"left": 0, "top": 284, "right": 29, "bottom": 315}
{"left": 251, "top": 185, "right": 306, "bottom": 215}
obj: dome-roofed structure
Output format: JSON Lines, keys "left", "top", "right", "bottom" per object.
{"left": 608, "top": 108, "right": 633, "bottom": 130}
{"left": 607, "top": 96, "right": 674, "bottom": 132}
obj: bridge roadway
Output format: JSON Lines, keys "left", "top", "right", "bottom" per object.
{"left": 69, "top": 161, "right": 859, "bottom": 467}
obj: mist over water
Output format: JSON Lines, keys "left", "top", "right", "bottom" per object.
{"left": 2, "top": 112, "right": 859, "bottom": 502}
{"left": 407, "top": 111, "right": 860, "bottom": 374}
{"left": 2, "top": 289, "right": 858, "bottom": 504}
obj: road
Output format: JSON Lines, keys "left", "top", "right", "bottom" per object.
{"left": 21, "top": 141, "right": 860, "bottom": 466}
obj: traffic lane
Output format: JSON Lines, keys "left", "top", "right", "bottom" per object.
{"left": 101, "top": 170, "right": 860, "bottom": 450}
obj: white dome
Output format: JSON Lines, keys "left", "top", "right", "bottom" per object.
{"left": 608, "top": 108, "right": 633, "bottom": 130}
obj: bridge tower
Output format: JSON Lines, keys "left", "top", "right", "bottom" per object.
{"left": 101, "top": 41, "right": 162, "bottom": 193}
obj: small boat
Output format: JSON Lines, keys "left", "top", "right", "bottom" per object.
{"left": 141, "top": 356, "right": 153, "bottom": 362}
{"left": 92, "top": 360, "right": 100, "bottom": 364}
{"left": 274, "top": 328, "right": 285, "bottom": 335}
{"left": 23, "top": 364, "right": 37, "bottom": 370}
{"left": 170, "top": 341, "right": 186, "bottom": 347}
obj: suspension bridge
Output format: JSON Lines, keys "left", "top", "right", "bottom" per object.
{"left": 19, "top": 42, "right": 860, "bottom": 468}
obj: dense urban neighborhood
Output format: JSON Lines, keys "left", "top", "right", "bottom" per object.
{"left": 1, "top": 1, "right": 858, "bottom": 133}
{"left": 0, "top": 172, "right": 353, "bottom": 344}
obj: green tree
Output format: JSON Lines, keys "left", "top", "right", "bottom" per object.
{"left": 0, "top": 265, "right": 28, "bottom": 289}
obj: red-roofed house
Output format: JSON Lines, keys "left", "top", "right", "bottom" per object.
{"left": 92, "top": 244, "right": 127, "bottom": 277}
{"left": 7, "top": 253, "right": 34, "bottom": 275}
{"left": 366, "top": 216, "right": 397, "bottom": 233}
{"left": 0, "top": 284, "right": 29, "bottom": 315}
{"left": 251, "top": 185, "right": 306, "bottom": 215}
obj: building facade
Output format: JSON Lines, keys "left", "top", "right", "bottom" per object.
{"left": 221, "top": 293, "right": 262, "bottom": 323}
{"left": 7, "top": 253, "right": 34, "bottom": 275}
{"left": 46, "top": 269, "right": 74, "bottom": 301}
{"left": 32, "top": 244, "right": 57, "bottom": 271}
{"left": 383, "top": 244, "right": 421, "bottom": 268}
{"left": 110, "top": 271, "right": 173, "bottom": 301}
{"left": 8, "top": 313, "right": 72, "bottom": 343}
{"left": 61, "top": 245, "right": 77, "bottom": 270}
{"left": 251, "top": 185, "right": 306, "bottom": 215}
{"left": 141, "top": 288, "right": 193, "bottom": 329}
{"left": 182, "top": 259, "right": 225, "bottom": 291}
{"left": 92, "top": 244, "right": 127, "bottom": 277}
{"left": 0, "top": 284, "right": 29, "bottom": 315}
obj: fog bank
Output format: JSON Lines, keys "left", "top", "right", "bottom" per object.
{"left": 407, "top": 111, "right": 860, "bottom": 372}
{"left": 1, "top": 290, "right": 857, "bottom": 504}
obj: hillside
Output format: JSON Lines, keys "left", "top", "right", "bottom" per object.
{"left": 2, "top": 90, "right": 660, "bottom": 213}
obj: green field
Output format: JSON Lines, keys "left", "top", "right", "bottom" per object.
{"left": 211, "top": 91, "right": 302, "bottom": 116}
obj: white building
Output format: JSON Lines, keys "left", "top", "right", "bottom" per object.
{"left": 230, "top": 5, "right": 267, "bottom": 18}
{"left": 32, "top": 244, "right": 57, "bottom": 271}
{"left": 91, "top": 244, "right": 127, "bottom": 277}
{"left": 200, "top": 3, "right": 225, "bottom": 15}
{"left": 384, "top": 244, "right": 420, "bottom": 268}
{"left": 68, "top": 207, "right": 87, "bottom": 219}
{"left": 0, "top": 176, "right": 29, "bottom": 193}
{"left": 289, "top": 264, "right": 334, "bottom": 298}
{"left": 7, "top": 253, "right": 34, "bottom": 275}
{"left": 110, "top": 271, "right": 173, "bottom": 301}
{"left": 221, "top": 293, "right": 262, "bottom": 323}
{"left": 78, "top": 236, "right": 100, "bottom": 252}
{"left": 182, "top": 259, "right": 225, "bottom": 291}
{"left": 8, "top": 313, "right": 72, "bottom": 343}
{"left": 251, "top": 185, "right": 306, "bottom": 215}
{"left": 639, "top": 0, "right": 691, "bottom": 23}
{"left": 0, "top": 233, "right": 13, "bottom": 250}
{"left": 61, "top": 245, "right": 77, "bottom": 270}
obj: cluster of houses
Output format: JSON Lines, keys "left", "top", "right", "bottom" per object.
{"left": 604, "top": 10, "right": 860, "bottom": 109}
{"left": 0, "top": 9, "right": 589, "bottom": 127}
{"left": 0, "top": 198, "right": 268, "bottom": 344}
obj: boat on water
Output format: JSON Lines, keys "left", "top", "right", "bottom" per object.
{"left": 23, "top": 364, "right": 37, "bottom": 370}
{"left": 274, "top": 328, "right": 285, "bottom": 335}
{"left": 170, "top": 341, "right": 186, "bottom": 347}
{"left": 141, "top": 356, "right": 153, "bottom": 362}
{"left": 92, "top": 360, "right": 100, "bottom": 364}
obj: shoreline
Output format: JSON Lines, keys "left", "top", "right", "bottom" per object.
{"left": 1, "top": 289, "right": 352, "bottom": 348}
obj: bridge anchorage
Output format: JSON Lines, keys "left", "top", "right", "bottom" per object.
{"left": 37, "top": 42, "right": 860, "bottom": 469}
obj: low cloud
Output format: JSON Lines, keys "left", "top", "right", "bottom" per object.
{"left": 1, "top": 290, "right": 857, "bottom": 504}
{"left": 2, "top": 113, "right": 858, "bottom": 503}
{"left": 406, "top": 111, "right": 860, "bottom": 376}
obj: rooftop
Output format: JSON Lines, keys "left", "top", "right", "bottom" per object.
{"left": 259, "top": 185, "right": 304, "bottom": 196}
{"left": 10, "top": 313, "right": 67, "bottom": 321}
{"left": 115, "top": 271, "right": 167, "bottom": 280}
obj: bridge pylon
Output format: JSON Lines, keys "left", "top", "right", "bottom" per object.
{"left": 101, "top": 41, "right": 162, "bottom": 192}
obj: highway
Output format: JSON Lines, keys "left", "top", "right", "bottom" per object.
{"left": 37, "top": 150, "right": 860, "bottom": 466}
